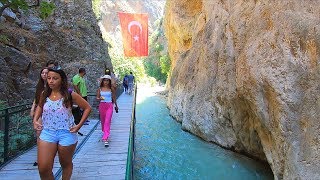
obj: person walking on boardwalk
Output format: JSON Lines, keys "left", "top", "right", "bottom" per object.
{"left": 72, "top": 68, "right": 89, "bottom": 125}
{"left": 127, "top": 72, "right": 135, "bottom": 95}
{"left": 72, "top": 68, "right": 88, "bottom": 101}
{"left": 122, "top": 74, "right": 128, "bottom": 94}
{"left": 32, "top": 66, "right": 91, "bottom": 180}
{"left": 96, "top": 75, "right": 118, "bottom": 147}
{"left": 30, "top": 67, "right": 49, "bottom": 166}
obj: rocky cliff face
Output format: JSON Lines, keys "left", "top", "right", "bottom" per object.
{"left": 164, "top": 0, "right": 320, "bottom": 179}
{"left": 0, "top": 1, "right": 111, "bottom": 104}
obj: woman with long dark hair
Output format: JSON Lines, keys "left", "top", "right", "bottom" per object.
{"left": 30, "top": 67, "right": 49, "bottom": 118}
{"left": 96, "top": 75, "right": 118, "bottom": 147}
{"left": 30, "top": 67, "right": 48, "bottom": 166}
{"left": 32, "top": 66, "right": 91, "bottom": 180}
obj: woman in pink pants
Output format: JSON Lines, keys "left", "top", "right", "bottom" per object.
{"left": 96, "top": 75, "right": 118, "bottom": 147}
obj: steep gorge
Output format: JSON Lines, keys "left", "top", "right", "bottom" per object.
{"left": 164, "top": 0, "right": 320, "bottom": 179}
{"left": 1, "top": 0, "right": 320, "bottom": 179}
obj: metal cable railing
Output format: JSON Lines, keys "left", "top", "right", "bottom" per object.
{"left": 125, "top": 84, "right": 137, "bottom": 180}
{"left": 0, "top": 103, "right": 33, "bottom": 167}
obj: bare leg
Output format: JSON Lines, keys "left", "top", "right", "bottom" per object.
{"left": 34, "top": 118, "right": 42, "bottom": 166}
{"left": 58, "top": 143, "right": 77, "bottom": 180}
{"left": 37, "top": 139, "right": 58, "bottom": 180}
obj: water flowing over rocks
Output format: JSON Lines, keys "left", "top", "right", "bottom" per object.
{"left": 164, "top": 0, "right": 320, "bottom": 179}
{"left": 0, "top": 1, "right": 111, "bottom": 104}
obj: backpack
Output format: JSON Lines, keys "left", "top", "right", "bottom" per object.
{"left": 68, "top": 90, "right": 82, "bottom": 125}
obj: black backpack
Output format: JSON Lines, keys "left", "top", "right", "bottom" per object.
{"left": 69, "top": 90, "right": 82, "bottom": 125}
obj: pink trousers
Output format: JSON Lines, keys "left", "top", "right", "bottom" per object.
{"left": 99, "top": 102, "right": 113, "bottom": 141}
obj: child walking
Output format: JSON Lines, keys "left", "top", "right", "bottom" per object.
{"left": 96, "top": 75, "right": 118, "bottom": 147}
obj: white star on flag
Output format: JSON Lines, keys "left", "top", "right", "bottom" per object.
{"left": 133, "top": 35, "right": 139, "bottom": 41}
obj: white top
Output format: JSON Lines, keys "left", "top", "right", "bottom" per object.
{"left": 42, "top": 98, "right": 75, "bottom": 130}
{"left": 100, "top": 90, "right": 112, "bottom": 103}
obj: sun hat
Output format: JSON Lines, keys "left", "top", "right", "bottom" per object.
{"left": 100, "top": 75, "right": 111, "bottom": 80}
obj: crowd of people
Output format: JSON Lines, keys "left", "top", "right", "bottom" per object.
{"left": 29, "top": 61, "right": 130, "bottom": 179}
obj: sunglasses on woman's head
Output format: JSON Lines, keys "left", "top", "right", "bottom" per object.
{"left": 50, "top": 66, "right": 62, "bottom": 70}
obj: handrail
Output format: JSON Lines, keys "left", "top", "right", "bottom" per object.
{"left": 125, "top": 84, "right": 137, "bottom": 180}
{"left": 0, "top": 103, "right": 32, "bottom": 113}
{"left": 0, "top": 103, "right": 33, "bottom": 166}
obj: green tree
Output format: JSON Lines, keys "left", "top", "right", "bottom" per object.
{"left": 144, "top": 56, "right": 167, "bottom": 83}
{"left": 111, "top": 55, "right": 147, "bottom": 83}
{"left": 143, "top": 18, "right": 170, "bottom": 84}
{"left": 160, "top": 54, "right": 170, "bottom": 76}
{"left": 144, "top": 41, "right": 169, "bottom": 83}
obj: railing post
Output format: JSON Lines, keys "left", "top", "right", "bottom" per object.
{"left": 4, "top": 109, "right": 9, "bottom": 162}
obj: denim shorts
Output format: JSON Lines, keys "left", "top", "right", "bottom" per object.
{"left": 39, "top": 129, "right": 78, "bottom": 146}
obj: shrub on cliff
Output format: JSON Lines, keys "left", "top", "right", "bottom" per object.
{"left": 0, "top": 0, "right": 55, "bottom": 19}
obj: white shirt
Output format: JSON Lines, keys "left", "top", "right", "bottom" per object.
{"left": 42, "top": 98, "right": 75, "bottom": 130}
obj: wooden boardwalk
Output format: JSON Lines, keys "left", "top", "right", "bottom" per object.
{"left": 0, "top": 92, "right": 134, "bottom": 180}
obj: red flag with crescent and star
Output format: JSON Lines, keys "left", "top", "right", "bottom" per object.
{"left": 118, "top": 12, "right": 148, "bottom": 57}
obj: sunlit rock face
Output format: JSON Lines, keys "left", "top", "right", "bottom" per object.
{"left": 164, "top": 0, "right": 320, "bottom": 179}
{"left": 0, "top": 1, "right": 111, "bottom": 104}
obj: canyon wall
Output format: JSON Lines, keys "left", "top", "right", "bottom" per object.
{"left": 0, "top": 0, "right": 111, "bottom": 104}
{"left": 164, "top": 0, "right": 320, "bottom": 179}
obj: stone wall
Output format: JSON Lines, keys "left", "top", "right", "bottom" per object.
{"left": 0, "top": 0, "right": 111, "bottom": 104}
{"left": 164, "top": 0, "right": 320, "bottom": 179}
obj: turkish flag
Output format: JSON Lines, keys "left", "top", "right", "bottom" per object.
{"left": 118, "top": 12, "right": 148, "bottom": 57}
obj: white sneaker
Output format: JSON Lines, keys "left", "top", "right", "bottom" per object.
{"left": 104, "top": 141, "right": 109, "bottom": 147}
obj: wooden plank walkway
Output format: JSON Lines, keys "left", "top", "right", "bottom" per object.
{"left": 0, "top": 92, "right": 134, "bottom": 180}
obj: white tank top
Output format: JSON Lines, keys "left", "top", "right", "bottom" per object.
{"left": 42, "top": 98, "right": 75, "bottom": 130}
{"left": 100, "top": 90, "right": 112, "bottom": 103}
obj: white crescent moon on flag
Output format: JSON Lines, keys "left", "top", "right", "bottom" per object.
{"left": 128, "top": 21, "right": 143, "bottom": 35}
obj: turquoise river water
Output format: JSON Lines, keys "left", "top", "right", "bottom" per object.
{"left": 133, "top": 86, "right": 274, "bottom": 180}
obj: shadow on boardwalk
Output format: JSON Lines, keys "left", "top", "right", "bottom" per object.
{"left": 0, "top": 92, "right": 133, "bottom": 180}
